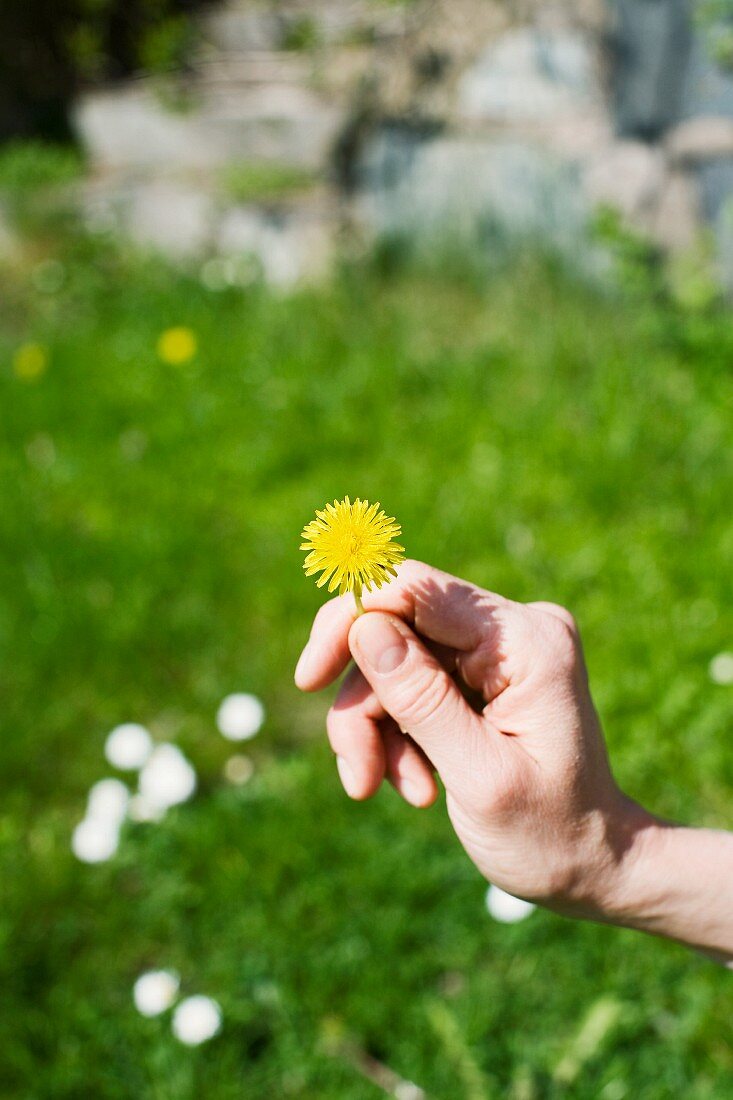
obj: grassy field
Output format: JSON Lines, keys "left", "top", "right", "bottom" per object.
{"left": 1, "top": 233, "right": 733, "bottom": 1099}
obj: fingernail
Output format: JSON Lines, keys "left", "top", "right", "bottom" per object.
{"left": 336, "top": 755, "right": 359, "bottom": 798}
{"left": 294, "top": 641, "right": 314, "bottom": 684}
{"left": 354, "top": 615, "right": 408, "bottom": 675}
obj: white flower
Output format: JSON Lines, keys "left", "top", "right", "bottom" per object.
{"left": 128, "top": 794, "right": 167, "bottom": 823}
{"left": 172, "top": 995, "right": 222, "bottom": 1045}
{"left": 105, "top": 723, "right": 153, "bottom": 770}
{"left": 216, "top": 693, "right": 265, "bottom": 741}
{"left": 71, "top": 817, "right": 120, "bottom": 863}
{"left": 709, "top": 652, "right": 733, "bottom": 686}
{"left": 87, "top": 778, "right": 130, "bottom": 826}
{"left": 395, "top": 1084, "right": 426, "bottom": 1100}
{"left": 485, "top": 884, "right": 536, "bottom": 923}
{"left": 133, "top": 970, "right": 180, "bottom": 1017}
{"left": 138, "top": 744, "right": 196, "bottom": 810}
{"left": 223, "top": 754, "right": 254, "bottom": 786}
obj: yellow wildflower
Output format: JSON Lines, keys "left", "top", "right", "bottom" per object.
{"left": 300, "top": 497, "right": 405, "bottom": 614}
{"left": 157, "top": 326, "right": 197, "bottom": 365}
{"left": 13, "top": 343, "right": 48, "bottom": 382}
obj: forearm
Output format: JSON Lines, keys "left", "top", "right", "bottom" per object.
{"left": 604, "top": 803, "right": 733, "bottom": 965}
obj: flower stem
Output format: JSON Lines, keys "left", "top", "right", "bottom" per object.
{"left": 353, "top": 591, "right": 364, "bottom": 616}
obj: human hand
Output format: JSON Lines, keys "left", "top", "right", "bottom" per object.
{"left": 295, "top": 560, "right": 642, "bottom": 919}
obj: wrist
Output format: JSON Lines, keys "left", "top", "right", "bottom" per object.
{"left": 539, "top": 793, "right": 657, "bottom": 922}
{"left": 591, "top": 796, "right": 666, "bottom": 925}
{"left": 592, "top": 799, "right": 733, "bottom": 964}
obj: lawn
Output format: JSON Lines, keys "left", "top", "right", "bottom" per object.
{"left": 1, "top": 233, "right": 732, "bottom": 1098}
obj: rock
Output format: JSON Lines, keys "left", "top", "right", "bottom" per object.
{"left": 198, "top": 76, "right": 343, "bottom": 170}
{"left": 201, "top": 7, "right": 283, "bottom": 52}
{"left": 73, "top": 87, "right": 219, "bottom": 172}
{"left": 583, "top": 141, "right": 667, "bottom": 223}
{"left": 217, "top": 200, "right": 334, "bottom": 285}
{"left": 82, "top": 178, "right": 216, "bottom": 257}
{"left": 712, "top": 193, "right": 733, "bottom": 294}
{"left": 74, "top": 71, "right": 343, "bottom": 173}
{"left": 457, "top": 28, "right": 602, "bottom": 124}
{"left": 358, "top": 130, "right": 588, "bottom": 258}
{"left": 674, "top": 31, "right": 733, "bottom": 243}
{"left": 128, "top": 181, "right": 216, "bottom": 257}
{"left": 544, "top": 109, "right": 614, "bottom": 160}
{"left": 667, "top": 116, "right": 733, "bottom": 164}
{"left": 680, "top": 32, "right": 733, "bottom": 120}
{"left": 202, "top": 0, "right": 390, "bottom": 52}
{"left": 652, "top": 170, "right": 700, "bottom": 252}
{"left": 611, "top": 0, "right": 691, "bottom": 140}
{"left": 697, "top": 157, "right": 733, "bottom": 223}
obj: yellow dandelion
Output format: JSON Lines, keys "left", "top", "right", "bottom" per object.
{"left": 157, "top": 326, "right": 197, "bottom": 365}
{"left": 13, "top": 342, "right": 48, "bottom": 382}
{"left": 300, "top": 497, "right": 405, "bottom": 614}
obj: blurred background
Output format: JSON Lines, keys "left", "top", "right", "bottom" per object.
{"left": 2, "top": 1, "right": 733, "bottom": 1096}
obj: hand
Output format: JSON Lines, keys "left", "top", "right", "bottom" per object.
{"left": 295, "top": 560, "right": 637, "bottom": 918}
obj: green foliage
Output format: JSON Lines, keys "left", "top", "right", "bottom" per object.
{"left": 138, "top": 15, "right": 197, "bottom": 75}
{"left": 589, "top": 205, "right": 664, "bottom": 298}
{"left": 281, "top": 14, "right": 320, "bottom": 52}
{"left": 0, "top": 141, "right": 83, "bottom": 195}
{"left": 0, "top": 0, "right": 215, "bottom": 141}
{"left": 219, "top": 160, "right": 317, "bottom": 204}
{"left": 667, "top": 236, "right": 721, "bottom": 313}
{"left": 0, "top": 141, "right": 84, "bottom": 234}
{"left": 1, "top": 234, "right": 733, "bottom": 1096}
{"left": 696, "top": 0, "right": 733, "bottom": 68}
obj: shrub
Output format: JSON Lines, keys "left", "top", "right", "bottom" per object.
{"left": 0, "top": 0, "right": 217, "bottom": 142}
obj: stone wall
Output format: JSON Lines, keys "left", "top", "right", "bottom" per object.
{"left": 63, "top": 0, "right": 733, "bottom": 285}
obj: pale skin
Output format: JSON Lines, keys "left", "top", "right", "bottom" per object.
{"left": 295, "top": 560, "right": 733, "bottom": 965}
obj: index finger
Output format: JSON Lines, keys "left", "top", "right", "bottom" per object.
{"left": 294, "top": 559, "right": 507, "bottom": 691}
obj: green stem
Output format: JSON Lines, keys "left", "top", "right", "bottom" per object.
{"left": 353, "top": 591, "right": 364, "bottom": 616}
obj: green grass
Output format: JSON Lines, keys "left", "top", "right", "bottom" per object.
{"left": 0, "top": 141, "right": 83, "bottom": 195}
{"left": 218, "top": 161, "right": 317, "bottom": 205}
{"left": 1, "top": 237, "right": 733, "bottom": 1098}
{"left": 0, "top": 141, "right": 84, "bottom": 236}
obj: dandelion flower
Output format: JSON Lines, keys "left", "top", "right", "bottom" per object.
{"left": 13, "top": 342, "right": 48, "bottom": 381}
{"left": 485, "top": 884, "right": 536, "bottom": 923}
{"left": 138, "top": 743, "right": 197, "bottom": 810}
{"left": 133, "top": 969, "right": 180, "bottom": 1017}
{"left": 157, "top": 326, "right": 197, "bottom": 365}
{"left": 172, "top": 995, "right": 222, "bottom": 1045}
{"left": 71, "top": 817, "right": 120, "bottom": 863}
{"left": 710, "top": 652, "right": 733, "bottom": 685}
{"left": 216, "top": 693, "right": 265, "bottom": 741}
{"left": 86, "top": 778, "right": 130, "bottom": 826}
{"left": 104, "top": 722, "right": 153, "bottom": 770}
{"left": 300, "top": 497, "right": 404, "bottom": 614}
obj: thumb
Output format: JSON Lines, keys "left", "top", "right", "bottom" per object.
{"left": 348, "top": 611, "right": 490, "bottom": 791}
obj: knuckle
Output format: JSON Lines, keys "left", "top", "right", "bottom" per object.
{"left": 550, "top": 615, "right": 578, "bottom": 653}
{"left": 546, "top": 603, "right": 577, "bottom": 634}
{"left": 534, "top": 613, "right": 579, "bottom": 676}
{"left": 530, "top": 601, "right": 578, "bottom": 635}
{"left": 393, "top": 669, "right": 453, "bottom": 728}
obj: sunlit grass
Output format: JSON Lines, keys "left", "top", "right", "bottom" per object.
{"left": 1, "top": 240, "right": 732, "bottom": 1097}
